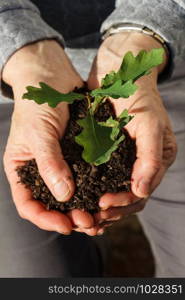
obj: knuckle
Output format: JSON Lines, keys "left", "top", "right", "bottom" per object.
{"left": 36, "top": 223, "right": 48, "bottom": 232}
{"left": 17, "top": 207, "right": 26, "bottom": 220}
{"left": 169, "top": 142, "right": 178, "bottom": 160}
{"left": 107, "top": 215, "right": 121, "bottom": 222}
{"left": 101, "top": 210, "right": 113, "bottom": 220}
{"left": 3, "top": 151, "right": 9, "bottom": 167}
{"left": 163, "top": 130, "right": 178, "bottom": 166}
{"left": 38, "top": 157, "right": 56, "bottom": 177}
{"left": 147, "top": 114, "right": 165, "bottom": 131}
{"left": 101, "top": 212, "right": 110, "bottom": 220}
{"left": 149, "top": 158, "right": 162, "bottom": 173}
{"left": 3, "top": 156, "right": 7, "bottom": 172}
{"left": 172, "top": 140, "right": 178, "bottom": 154}
{"left": 3, "top": 152, "right": 11, "bottom": 174}
{"left": 154, "top": 120, "right": 164, "bottom": 132}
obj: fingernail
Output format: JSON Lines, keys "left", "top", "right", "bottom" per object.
{"left": 57, "top": 231, "right": 70, "bottom": 235}
{"left": 99, "top": 203, "right": 109, "bottom": 210}
{"left": 101, "top": 207, "right": 109, "bottom": 211}
{"left": 54, "top": 180, "right": 70, "bottom": 202}
{"left": 56, "top": 228, "right": 71, "bottom": 235}
{"left": 107, "top": 216, "right": 121, "bottom": 221}
{"left": 97, "top": 229, "right": 104, "bottom": 236}
{"left": 104, "top": 222, "right": 113, "bottom": 228}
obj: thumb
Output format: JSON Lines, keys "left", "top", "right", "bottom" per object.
{"left": 87, "top": 56, "right": 101, "bottom": 90}
{"left": 131, "top": 128, "right": 163, "bottom": 198}
{"left": 33, "top": 138, "right": 75, "bottom": 202}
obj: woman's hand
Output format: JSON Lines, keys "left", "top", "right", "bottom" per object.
{"left": 3, "top": 40, "right": 94, "bottom": 234}
{"left": 85, "top": 32, "right": 177, "bottom": 235}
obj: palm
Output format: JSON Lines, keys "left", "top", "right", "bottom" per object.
{"left": 4, "top": 98, "right": 94, "bottom": 234}
{"left": 85, "top": 60, "right": 176, "bottom": 234}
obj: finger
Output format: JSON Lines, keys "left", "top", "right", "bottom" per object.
{"left": 94, "top": 214, "right": 122, "bottom": 224}
{"left": 95, "top": 198, "right": 147, "bottom": 223}
{"left": 149, "top": 128, "right": 177, "bottom": 192}
{"left": 99, "top": 221, "right": 114, "bottom": 228}
{"left": 99, "top": 191, "right": 141, "bottom": 210}
{"left": 131, "top": 125, "right": 163, "bottom": 198}
{"left": 33, "top": 137, "right": 75, "bottom": 202}
{"left": 67, "top": 209, "right": 94, "bottom": 229}
{"left": 73, "top": 226, "right": 100, "bottom": 236}
{"left": 98, "top": 221, "right": 115, "bottom": 233}
{"left": 4, "top": 160, "right": 73, "bottom": 234}
{"left": 96, "top": 228, "right": 105, "bottom": 235}
{"left": 150, "top": 164, "right": 166, "bottom": 193}
{"left": 87, "top": 56, "right": 100, "bottom": 90}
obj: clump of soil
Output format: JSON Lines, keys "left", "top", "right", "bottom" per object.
{"left": 16, "top": 95, "right": 136, "bottom": 214}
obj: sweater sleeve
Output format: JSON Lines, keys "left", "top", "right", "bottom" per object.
{"left": 101, "top": 0, "right": 185, "bottom": 61}
{"left": 0, "top": 0, "right": 65, "bottom": 74}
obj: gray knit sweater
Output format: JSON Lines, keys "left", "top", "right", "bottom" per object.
{"left": 0, "top": 0, "right": 185, "bottom": 83}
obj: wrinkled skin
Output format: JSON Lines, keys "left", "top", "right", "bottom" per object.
{"left": 3, "top": 35, "right": 177, "bottom": 236}
{"left": 84, "top": 32, "right": 177, "bottom": 235}
{"left": 3, "top": 41, "right": 94, "bottom": 234}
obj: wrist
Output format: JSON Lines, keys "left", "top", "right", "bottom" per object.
{"left": 3, "top": 40, "right": 58, "bottom": 86}
{"left": 2, "top": 40, "right": 82, "bottom": 94}
{"left": 102, "top": 31, "right": 167, "bottom": 75}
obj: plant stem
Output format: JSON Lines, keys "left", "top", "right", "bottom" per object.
{"left": 86, "top": 93, "right": 92, "bottom": 111}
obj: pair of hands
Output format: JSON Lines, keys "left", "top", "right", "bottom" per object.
{"left": 3, "top": 33, "right": 177, "bottom": 236}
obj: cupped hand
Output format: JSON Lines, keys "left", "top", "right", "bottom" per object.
{"left": 85, "top": 32, "right": 177, "bottom": 235}
{"left": 3, "top": 40, "right": 94, "bottom": 234}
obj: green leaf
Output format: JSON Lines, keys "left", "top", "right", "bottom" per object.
{"left": 90, "top": 95, "right": 103, "bottom": 113}
{"left": 75, "top": 113, "right": 124, "bottom": 165}
{"left": 118, "top": 109, "right": 134, "bottom": 128}
{"left": 98, "top": 116, "right": 119, "bottom": 128}
{"left": 91, "top": 79, "right": 137, "bottom": 99}
{"left": 118, "top": 48, "right": 164, "bottom": 82}
{"left": 118, "top": 109, "right": 130, "bottom": 119}
{"left": 98, "top": 109, "right": 134, "bottom": 140}
{"left": 93, "top": 135, "right": 124, "bottom": 165}
{"left": 23, "top": 82, "right": 84, "bottom": 107}
{"left": 98, "top": 116, "right": 120, "bottom": 140}
{"left": 101, "top": 71, "right": 118, "bottom": 87}
{"left": 101, "top": 48, "right": 164, "bottom": 88}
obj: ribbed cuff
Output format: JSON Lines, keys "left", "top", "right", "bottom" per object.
{"left": 0, "top": 5, "right": 65, "bottom": 76}
{"left": 0, "top": 4, "right": 65, "bottom": 98}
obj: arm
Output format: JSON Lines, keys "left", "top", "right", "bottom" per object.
{"left": 84, "top": 0, "right": 182, "bottom": 234}
{"left": 0, "top": 0, "right": 65, "bottom": 85}
{"left": 101, "top": 0, "right": 185, "bottom": 62}
{"left": 1, "top": 2, "right": 94, "bottom": 233}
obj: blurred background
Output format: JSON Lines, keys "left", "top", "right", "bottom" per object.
{"left": 99, "top": 215, "right": 155, "bottom": 277}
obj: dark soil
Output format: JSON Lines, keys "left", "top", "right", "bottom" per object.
{"left": 16, "top": 95, "right": 136, "bottom": 214}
